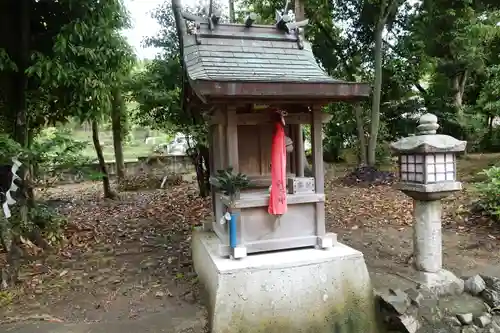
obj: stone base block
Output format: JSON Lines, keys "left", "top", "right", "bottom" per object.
{"left": 192, "top": 231, "right": 378, "bottom": 333}
{"left": 416, "top": 269, "right": 465, "bottom": 296}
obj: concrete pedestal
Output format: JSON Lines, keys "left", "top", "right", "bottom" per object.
{"left": 415, "top": 269, "right": 465, "bottom": 296}
{"left": 413, "top": 200, "right": 464, "bottom": 296}
{"left": 414, "top": 200, "right": 442, "bottom": 273}
{"left": 192, "top": 231, "right": 378, "bottom": 333}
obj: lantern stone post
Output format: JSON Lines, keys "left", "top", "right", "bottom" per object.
{"left": 391, "top": 113, "right": 466, "bottom": 294}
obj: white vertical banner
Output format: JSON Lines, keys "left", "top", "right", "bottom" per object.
{"left": 2, "top": 157, "right": 22, "bottom": 219}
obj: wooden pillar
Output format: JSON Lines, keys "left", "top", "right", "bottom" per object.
{"left": 226, "top": 107, "right": 239, "bottom": 171}
{"left": 295, "top": 124, "right": 305, "bottom": 177}
{"left": 207, "top": 124, "right": 216, "bottom": 230}
{"left": 311, "top": 105, "right": 328, "bottom": 246}
{"left": 311, "top": 107, "right": 324, "bottom": 194}
{"left": 225, "top": 107, "right": 246, "bottom": 259}
{"left": 210, "top": 109, "right": 227, "bottom": 237}
{"left": 213, "top": 120, "right": 226, "bottom": 170}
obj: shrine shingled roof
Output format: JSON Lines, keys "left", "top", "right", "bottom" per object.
{"left": 173, "top": 3, "right": 371, "bottom": 101}
{"left": 184, "top": 23, "right": 338, "bottom": 84}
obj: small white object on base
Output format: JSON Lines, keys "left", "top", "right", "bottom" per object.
{"left": 416, "top": 269, "right": 464, "bottom": 296}
{"left": 318, "top": 233, "right": 337, "bottom": 249}
{"left": 192, "top": 230, "right": 377, "bottom": 333}
{"left": 230, "top": 245, "right": 247, "bottom": 259}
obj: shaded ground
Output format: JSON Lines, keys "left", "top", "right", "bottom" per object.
{"left": 0, "top": 182, "right": 210, "bottom": 329}
{"left": 1, "top": 154, "right": 500, "bottom": 331}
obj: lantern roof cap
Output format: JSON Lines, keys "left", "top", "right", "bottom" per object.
{"left": 390, "top": 113, "right": 467, "bottom": 154}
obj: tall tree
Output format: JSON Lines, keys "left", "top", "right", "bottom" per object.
{"left": 0, "top": 0, "right": 134, "bottom": 287}
{"left": 367, "top": 0, "right": 404, "bottom": 166}
{"left": 111, "top": 87, "right": 128, "bottom": 181}
{"left": 409, "top": 0, "right": 500, "bottom": 131}
{"left": 130, "top": 1, "right": 222, "bottom": 197}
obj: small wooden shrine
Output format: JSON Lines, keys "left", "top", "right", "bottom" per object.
{"left": 173, "top": 0, "right": 370, "bottom": 259}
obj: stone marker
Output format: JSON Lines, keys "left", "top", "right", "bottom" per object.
{"left": 444, "top": 316, "right": 463, "bottom": 327}
{"left": 474, "top": 314, "right": 492, "bottom": 328}
{"left": 457, "top": 313, "right": 474, "bottom": 325}
{"left": 465, "top": 275, "right": 486, "bottom": 296}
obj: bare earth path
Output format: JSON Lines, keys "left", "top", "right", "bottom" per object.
{"left": 1, "top": 177, "right": 500, "bottom": 332}
{"left": 0, "top": 182, "right": 210, "bottom": 332}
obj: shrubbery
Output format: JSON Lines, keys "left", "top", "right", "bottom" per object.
{"left": 0, "top": 129, "right": 91, "bottom": 256}
{"left": 474, "top": 166, "right": 500, "bottom": 219}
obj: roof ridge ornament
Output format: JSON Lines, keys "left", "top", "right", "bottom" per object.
{"left": 245, "top": 12, "right": 258, "bottom": 27}
{"left": 417, "top": 113, "right": 439, "bottom": 135}
{"left": 181, "top": 9, "right": 221, "bottom": 40}
{"left": 275, "top": 5, "right": 308, "bottom": 49}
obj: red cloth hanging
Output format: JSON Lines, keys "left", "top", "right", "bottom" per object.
{"left": 268, "top": 118, "right": 287, "bottom": 216}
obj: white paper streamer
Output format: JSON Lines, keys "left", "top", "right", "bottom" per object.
{"left": 2, "top": 157, "right": 22, "bottom": 219}
{"left": 2, "top": 202, "right": 11, "bottom": 218}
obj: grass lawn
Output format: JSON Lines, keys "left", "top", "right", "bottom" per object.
{"left": 71, "top": 129, "right": 170, "bottom": 162}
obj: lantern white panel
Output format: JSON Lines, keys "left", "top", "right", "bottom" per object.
{"left": 415, "top": 164, "right": 423, "bottom": 173}
{"left": 436, "top": 173, "right": 446, "bottom": 182}
{"left": 408, "top": 173, "right": 416, "bottom": 181}
{"left": 416, "top": 174, "right": 423, "bottom": 182}
{"left": 427, "top": 164, "right": 435, "bottom": 173}
{"left": 401, "top": 155, "right": 407, "bottom": 163}
{"left": 446, "top": 153, "right": 454, "bottom": 161}
{"left": 408, "top": 155, "right": 415, "bottom": 163}
{"left": 436, "top": 164, "right": 445, "bottom": 173}
{"left": 446, "top": 172, "right": 455, "bottom": 181}
{"left": 408, "top": 164, "right": 415, "bottom": 172}
{"left": 446, "top": 163, "right": 455, "bottom": 172}
{"left": 435, "top": 153, "right": 445, "bottom": 164}
{"left": 401, "top": 173, "right": 408, "bottom": 180}
{"left": 427, "top": 174, "right": 436, "bottom": 182}
{"left": 415, "top": 155, "right": 423, "bottom": 163}
{"left": 401, "top": 164, "right": 408, "bottom": 172}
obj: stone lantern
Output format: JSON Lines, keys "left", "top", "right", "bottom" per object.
{"left": 391, "top": 113, "right": 466, "bottom": 294}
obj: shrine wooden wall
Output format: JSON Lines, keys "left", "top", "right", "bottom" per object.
{"left": 237, "top": 124, "right": 292, "bottom": 178}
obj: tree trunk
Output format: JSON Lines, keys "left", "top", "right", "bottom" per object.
{"left": 228, "top": 0, "right": 235, "bottom": 22}
{"left": 295, "top": 0, "right": 305, "bottom": 21}
{"left": 452, "top": 70, "right": 468, "bottom": 121}
{"left": 354, "top": 104, "right": 367, "bottom": 165}
{"left": 91, "top": 119, "right": 116, "bottom": 199}
{"left": 111, "top": 88, "right": 126, "bottom": 180}
{"left": 1, "top": 0, "right": 31, "bottom": 290}
{"left": 367, "top": 23, "right": 384, "bottom": 167}
{"left": 26, "top": 128, "right": 35, "bottom": 207}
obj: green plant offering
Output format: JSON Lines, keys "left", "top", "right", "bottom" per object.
{"left": 209, "top": 167, "right": 250, "bottom": 200}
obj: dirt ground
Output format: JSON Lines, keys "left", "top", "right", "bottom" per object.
{"left": 0, "top": 182, "right": 210, "bottom": 326}
{"left": 1, "top": 157, "right": 500, "bottom": 329}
